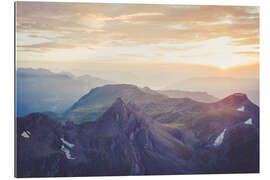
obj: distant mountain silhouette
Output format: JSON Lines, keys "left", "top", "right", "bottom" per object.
{"left": 16, "top": 68, "right": 112, "bottom": 117}
{"left": 158, "top": 90, "right": 219, "bottom": 103}
{"left": 166, "top": 77, "right": 259, "bottom": 105}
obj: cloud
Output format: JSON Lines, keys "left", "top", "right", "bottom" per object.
{"left": 15, "top": 2, "right": 259, "bottom": 68}
{"left": 234, "top": 51, "right": 259, "bottom": 57}
{"left": 16, "top": 2, "right": 259, "bottom": 51}
{"left": 17, "top": 42, "right": 77, "bottom": 52}
{"left": 232, "top": 37, "right": 259, "bottom": 46}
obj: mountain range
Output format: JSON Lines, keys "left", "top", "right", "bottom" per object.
{"left": 17, "top": 68, "right": 226, "bottom": 118}
{"left": 157, "top": 89, "right": 219, "bottom": 103}
{"left": 16, "top": 68, "right": 111, "bottom": 117}
{"left": 166, "top": 77, "right": 259, "bottom": 105}
{"left": 16, "top": 84, "right": 259, "bottom": 177}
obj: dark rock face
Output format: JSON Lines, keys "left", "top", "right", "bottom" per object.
{"left": 216, "top": 124, "right": 259, "bottom": 173}
{"left": 16, "top": 94, "right": 259, "bottom": 177}
{"left": 16, "top": 113, "right": 64, "bottom": 177}
{"left": 90, "top": 98, "right": 193, "bottom": 175}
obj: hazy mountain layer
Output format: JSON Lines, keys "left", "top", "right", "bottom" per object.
{"left": 21, "top": 62, "right": 259, "bottom": 90}
{"left": 158, "top": 90, "right": 219, "bottom": 103}
{"left": 166, "top": 77, "right": 259, "bottom": 105}
{"left": 16, "top": 68, "right": 111, "bottom": 117}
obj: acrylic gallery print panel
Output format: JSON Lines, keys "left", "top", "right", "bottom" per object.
{"left": 15, "top": 1, "right": 260, "bottom": 178}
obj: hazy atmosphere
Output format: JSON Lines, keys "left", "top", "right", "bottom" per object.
{"left": 15, "top": 2, "right": 259, "bottom": 177}
{"left": 16, "top": 2, "right": 259, "bottom": 100}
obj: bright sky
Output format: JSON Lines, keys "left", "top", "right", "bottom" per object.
{"left": 16, "top": 2, "right": 259, "bottom": 69}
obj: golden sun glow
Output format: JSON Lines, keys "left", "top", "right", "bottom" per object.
{"left": 16, "top": 2, "right": 259, "bottom": 69}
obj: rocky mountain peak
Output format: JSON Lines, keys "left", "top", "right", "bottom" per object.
{"left": 219, "top": 93, "right": 249, "bottom": 107}
{"left": 112, "top": 97, "right": 125, "bottom": 107}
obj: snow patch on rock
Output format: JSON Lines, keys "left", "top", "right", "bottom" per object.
{"left": 213, "top": 129, "right": 226, "bottom": 147}
{"left": 244, "top": 118, "right": 253, "bottom": 125}
{"left": 61, "top": 145, "right": 75, "bottom": 160}
{"left": 60, "top": 138, "right": 75, "bottom": 148}
{"left": 237, "top": 106, "right": 245, "bottom": 112}
{"left": 21, "top": 131, "right": 30, "bottom": 138}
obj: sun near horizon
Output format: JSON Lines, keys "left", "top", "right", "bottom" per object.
{"left": 16, "top": 2, "right": 259, "bottom": 70}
